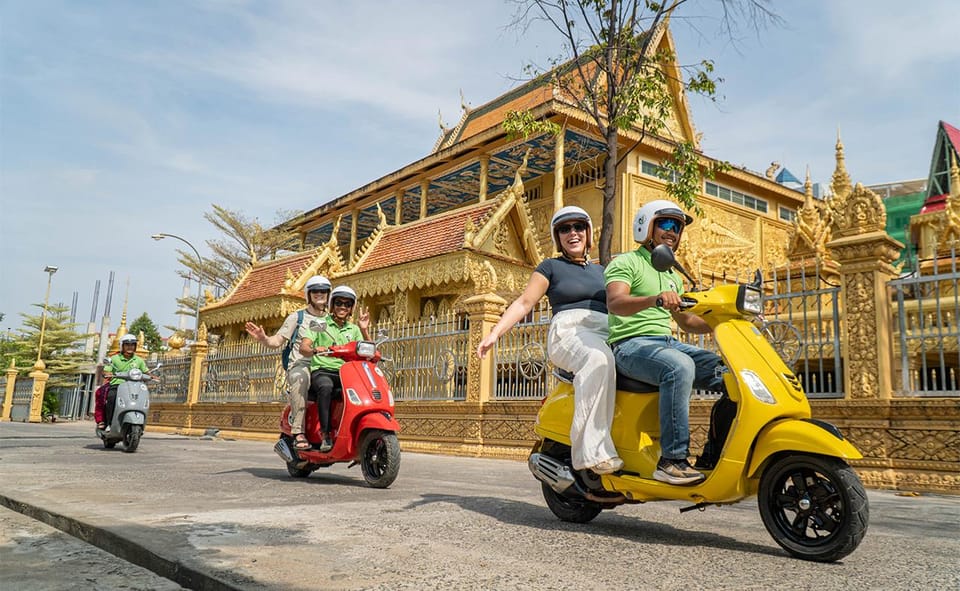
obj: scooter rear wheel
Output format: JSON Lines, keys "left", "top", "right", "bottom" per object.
{"left": 103, "top": 439, "right": 117, "bottom": 449}
{"left": 541, "top": 482, "right": 602, "bottom": 523}
{"left": 758, "top": 453, "right": 868, "bottom": 562}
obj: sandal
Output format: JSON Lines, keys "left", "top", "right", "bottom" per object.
{"left": 96, "top": 422, "right": 106, "bottom": 430}
{"left": 293, "top": 434, "right": 311, "bottom": 450}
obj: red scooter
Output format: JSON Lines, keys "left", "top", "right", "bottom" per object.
{"left": 273, "top": 339, "right": 401, "bottom": 488}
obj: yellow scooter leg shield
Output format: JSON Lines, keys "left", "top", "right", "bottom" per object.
{"left": 748, "top": 418, "right": 863, "bottom": 478}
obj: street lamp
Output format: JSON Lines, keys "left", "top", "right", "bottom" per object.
{"left": 35, "top": 265, "right": 58, "bottom": 369}
{"left": 152, "top": 233, "right": 203, "bottom": 340}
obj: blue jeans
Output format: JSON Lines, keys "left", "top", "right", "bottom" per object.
{"left": 613, "top": 336, "right": 725, "bottom": 460}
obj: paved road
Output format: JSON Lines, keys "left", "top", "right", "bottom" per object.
{"left": 1, "top": 421, "right": 958, "bottom": 591}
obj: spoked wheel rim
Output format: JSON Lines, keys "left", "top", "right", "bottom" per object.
{"left": 768, "top": 465, "right": 846, "bottom": 547}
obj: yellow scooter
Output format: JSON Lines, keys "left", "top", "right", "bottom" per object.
{"left": 528, "top": 245, "right": 868, "bottom": 562}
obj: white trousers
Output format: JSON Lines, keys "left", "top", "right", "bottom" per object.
{"left": 547, "top": 309, "right": 618, "bottom": 470}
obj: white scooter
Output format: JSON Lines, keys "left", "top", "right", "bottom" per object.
{"left": 96, "top": 365, "right": 158, "bottom": 452}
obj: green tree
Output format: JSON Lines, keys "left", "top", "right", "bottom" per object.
{"left": 16, "top": 303, "right": 92, "bottom": 415}
{"left": 129, "top": 313, "right": 163, "bottom": 352}
{"left": 506, "top": 0, "right": 778, "bottom": 263}
{"left": 168, "top": 204, "right": 300, "bottom": 336}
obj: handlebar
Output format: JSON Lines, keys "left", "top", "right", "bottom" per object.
{"left": 655, "top": 296, "right": 697, "bottom": 311}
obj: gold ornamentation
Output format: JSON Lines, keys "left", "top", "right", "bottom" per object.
{"left": 843, "top": 272, "right": 879, "bottom": 398}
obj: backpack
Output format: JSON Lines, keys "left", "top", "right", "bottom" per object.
{"left": 280, "top": 310, "right": 305, "bottom": 370}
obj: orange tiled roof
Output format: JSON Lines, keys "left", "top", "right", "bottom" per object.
{"left": 355, "top": 202, "right": 499, "bottom": 273}
{"left": 213, "top": 250, "right": 319, "bottom": 308}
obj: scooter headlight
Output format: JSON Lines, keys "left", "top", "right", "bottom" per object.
{"left": 740, "top": 369, "right": 776, "bottom": 404}
{"left": 129, "top": 368, "right": 143, "bottom": 381}
{"left": 737, "top": 285, "right": 762, "bottom": 316}
{"left": 355, "top": 341, "right": 376, "bottom": 358}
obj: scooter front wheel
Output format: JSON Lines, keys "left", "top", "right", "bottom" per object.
{"left": 758, "top": 454, "right": 868, "bottom": 562}
{"left": 359, "top": 430, "right": 400, "bottom": 488}
{"left": 122, "top": 425, "right": 142, "bottom": 453}
{"left": 541, "top": 483, "right": 602, "bottom": 524}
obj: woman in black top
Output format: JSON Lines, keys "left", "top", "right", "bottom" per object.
{"left": 477, "top": 206, "right": 621, "bottom": 474}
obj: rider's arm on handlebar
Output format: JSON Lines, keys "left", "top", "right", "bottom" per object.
{"left": 606, "top": 281, "right": 662, "bottom": 316}
{"left": 671, "top": 309, "right": 712, "bottom": 334}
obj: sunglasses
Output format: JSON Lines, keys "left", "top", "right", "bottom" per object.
{"left": 308, "top": 288, "right": 330, "bottom": 295}
{"left": 557, "top": 222, "right": 588, "bottom": 235}
{"left": 331, "top": 299, "right": 354, "bottom": 308}
{"left": 655, "top": 218, "right": 683, "bottom": 233}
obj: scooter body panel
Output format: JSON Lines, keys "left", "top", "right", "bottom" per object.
{"left": 101, "top": 376, "right": 151, "bottom": 445}
{"left": 747, "top": 418, "right": 864, "bottom": 477}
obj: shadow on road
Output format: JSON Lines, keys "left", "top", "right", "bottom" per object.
{"left": 230, "top": 466, "right": 371, "bottom": 488}
{"left": 405, "top": 492, "right": 784, "bottom": 558}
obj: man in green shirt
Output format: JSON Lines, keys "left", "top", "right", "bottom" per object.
{"left": 102, "top": 333, "right": 149, "bottom": 428}
{"left": 605, "top": 200, "right": 731, "bottom": 485}
{"left": 300, "top": 285, "right": 370, "bottom": 452}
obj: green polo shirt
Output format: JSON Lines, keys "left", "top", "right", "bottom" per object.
{"left": 302, "top": 314, "right": 364, "bottom": 372}
{"left": 104, "top": 353, "right": 149, "bottom": 385}
{"left": 604, "top": 247, "right": 685, "bottom": 344}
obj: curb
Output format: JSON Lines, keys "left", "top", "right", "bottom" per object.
{"left": 0, "top": 493, "right": 242, "bottom": 591}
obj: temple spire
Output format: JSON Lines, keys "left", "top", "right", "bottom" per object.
{"left": 804, "top": 165, "right": 814, "bottom": 205}
{"left": 831, "top": 128, "right": 852, "bottom": 199}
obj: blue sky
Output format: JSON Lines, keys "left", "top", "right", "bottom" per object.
{"left": 2, "top": 0, "right": 958, "bottom": 337}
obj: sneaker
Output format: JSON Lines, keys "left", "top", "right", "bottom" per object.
{"left": 319, "top": 437, "right": 333, "bottom": 453}
{"left": 589, "top": 457, "right": 625, "bottom": 475}
{"left": 653, "top": 458, "right": 705, "bottom": 485}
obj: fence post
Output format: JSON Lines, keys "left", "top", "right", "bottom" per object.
{"left": 462, "top": 292, "right": 507, "bottom": 403}
{"left": 826, "top": 183, "right": 902, "bottom": 399}
{"left": 1, "top": 360, "right": 18, "bottom": 421}
{"left": 28, "top": 361, "right": 50, "bottom": 423}
{"left": 186, "top": 323, "right": 210, "bottom": 406}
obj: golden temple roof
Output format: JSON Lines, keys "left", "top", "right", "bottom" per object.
{"left": 354, "top": 200, "right": 500, "bottom": 274}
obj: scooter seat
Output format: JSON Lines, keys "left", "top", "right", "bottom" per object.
{"left": 555, "top": 368, "right": 658, "bottom": 394}
{"left": 615, "top": 374, "right": 659, "bottom": 394}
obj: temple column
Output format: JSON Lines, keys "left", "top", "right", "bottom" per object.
{"left": 553, "top": 125, "right": 565, "bottom": 212}
{"left": 419, "top": 180, "right": 429, "bottom": 219}
{"left": 28, "top": 361, "right": 49, "bottom": 423}
{"left": 394, "top": 191, "right": 404, "bottom": 225}
{"left": 478, "top": 155, "right": 490, "bottom": 202}
{"left": 462, "top": 292, "right": 507, "bottom": 404}
{"left": 826, "top": 183, "right": 902, "bottom": 399}
{"left": 1, "top": 360, "right": 18, "bottom": 420}
{"left": 349, "top": 208, "right": 359, "bottom": 262}
{"left": 186, "top": 324, "right": 209, "bottom": 407}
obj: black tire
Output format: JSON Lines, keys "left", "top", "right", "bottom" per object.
{"left": 541, "top": 482, "right": 602, "bottom": 523}
{"left": 122, "top": 425, "right": 142, "bottom": 453}
{"left": 758, "top": 454, "right": 869, "bottom": 562}
{"left": 287, "top": 463, "right": 313, "bottom": 478}
{"left": 359, "top": 430, "right": 400, "bottom": 488}
{"left": 103, "top": 439, "right": 117, "bottom": 449}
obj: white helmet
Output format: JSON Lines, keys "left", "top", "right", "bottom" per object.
{"left": 550, "top": 205, "right": 593, "bottom": 253}
{"left": 330, "top": 285, "right": 357, "bottom": 305}
{"left": 632, "top": 199, "right": 694, "bottom": 244}
{"left": 304, "top": 275, "right": 331, "bottom": 301}
{"left": 119, "top": 334, "right": 138, "bottom": 346}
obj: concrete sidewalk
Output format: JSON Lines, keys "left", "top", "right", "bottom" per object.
{"left": 1, "top": 420, "right": 958, "bottom": 591}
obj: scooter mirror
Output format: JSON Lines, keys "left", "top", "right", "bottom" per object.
{"left": 650, "top": 244, "right": 676, "bottom": 272}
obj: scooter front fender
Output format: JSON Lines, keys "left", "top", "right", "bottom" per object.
{"left": 356, "top": 412, "right": 400, "bottom": 435}
{"left": 122, "top": 411, "right": 146, "bottom": 425}
{"left": 748, "top": 418, "right": 863, "bottom": 478}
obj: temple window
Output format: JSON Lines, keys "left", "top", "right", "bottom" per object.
{"left": 564, "top": 165, "right": 601, "bottom": 190}
{"left": 641, "top": 160, "right": 679, "bottom": 183}
{"left": 779, "top": 206, "right": 797, "bottom": 222}
{"left": 705, "top": 181, "right": 768, "bottom": 214}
